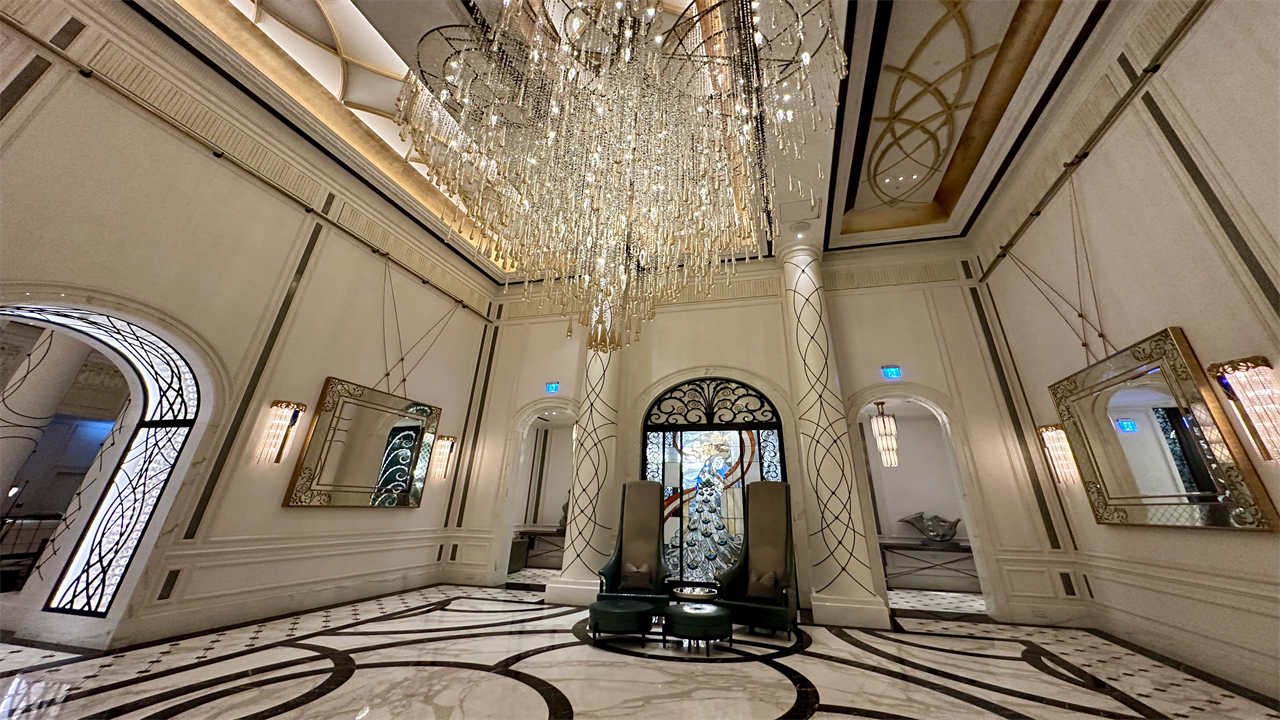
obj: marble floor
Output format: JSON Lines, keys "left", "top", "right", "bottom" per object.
{"left": 506, "top": 567, "right": 561, "bottom": 587}
{"left": 1, "top": 584, "right": 1275, "bottom": 719}
{"left": 887, "top": 589, "right": 989, "bottom": 615}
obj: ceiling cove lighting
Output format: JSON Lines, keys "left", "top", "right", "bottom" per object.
{"left": 1038, "top": 425, "right": 1080, "bottom": 485}
{"left": 259, "top": 401, "right": 307, "bottom": 464}
{"left": 1209, "top": 356, "right": 1280, "bottom": 461}
{"left": 394, "top": 0, "right": 846, "bottom": 352}
{"left": 870, "top": 401, "right": 899, "bottom": 468}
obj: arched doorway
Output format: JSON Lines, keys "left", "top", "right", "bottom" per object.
{"left": 641, "top": 377, "right": 786, "bottom": 585}
{"left": 853, "top": 395, "right": 990, "bottom": 617}
{"left": 0, "top": 305, "right": 200, "bottom": 618}
{"left": 503, "top": 401, "right": 577, "bottom": 588}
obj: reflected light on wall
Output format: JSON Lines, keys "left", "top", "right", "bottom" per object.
{"left": 1210, "top": 357, "right": 1280, "bottom": 461}
{"left": 258, "top": 401, "right": 307, "bottom": 464}
{"left": 870, "top": 402, "right": 899, "bottom": 468}
{"left": 428, "top": 436, "right": 457, "bottom": 484}
{"left": 1038, "top": 425, "right": 1080, "bottom": 485}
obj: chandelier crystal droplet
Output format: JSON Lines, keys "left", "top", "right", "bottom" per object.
{"left": 395, "top": 0, "right": 846, "bottom": 351}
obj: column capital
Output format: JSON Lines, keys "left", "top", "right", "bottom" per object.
{"left": 776, "top": 242, "right": 821, "bottom": 265}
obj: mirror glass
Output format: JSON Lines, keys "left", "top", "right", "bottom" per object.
{"left": 1050, "top": 328, "right": 1277, "bottom": 530}
{"left": 285, "top": 378, "right": 442, "bottom": 507}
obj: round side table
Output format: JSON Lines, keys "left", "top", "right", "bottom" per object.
{"left": 589, "top": 599, "right": 655, "bottom": 645}
{"left": 662, "top": 603, "right": 732, "bottom": 656}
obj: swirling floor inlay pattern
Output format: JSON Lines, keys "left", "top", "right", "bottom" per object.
{"left": 1, "top": 584, "right": 1274, "bottom": 719}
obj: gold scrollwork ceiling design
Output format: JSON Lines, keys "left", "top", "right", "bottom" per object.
{"left": 839, "top": 0, "right": 1063, "bottom": 240}
{"left": 864, "top": 1, "right": 998, "bottom": 211}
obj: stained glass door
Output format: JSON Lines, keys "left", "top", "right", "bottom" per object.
{"left": 641, "top": 376, "right": 786, "bottom": 587}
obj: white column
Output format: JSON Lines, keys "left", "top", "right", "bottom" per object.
{"left": 546, "top": 349, "right": 620, "bottom": 605}
{"left": 0, "top": 328, "right": 93, "bottom": 500}
{"left": 779, "top": 245, "right": 890, "bottom": 628}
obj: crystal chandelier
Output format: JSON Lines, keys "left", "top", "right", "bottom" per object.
{"left": 395, "top": 0, "right": 845, "bottom": 351}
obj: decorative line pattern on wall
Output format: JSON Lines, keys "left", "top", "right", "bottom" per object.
{"left": 979, "top": 0, "right": 1197, "bottom": 251}
{"left": 333, "top": 202, "right": 489, "bottom": 314}
{"left": 982, "top": 74, "right": 1121, "bottom": 250}
{"left": 0, "top": 306, "right": 199, "bottom": 617}
{"left": 562, "top": 351, "right": 615, "bottom": 575}
{"left": 823, "top": 262, "right": 958, "bottom": 291}
{"left": 501, "top": 276, "right": 783, "bottom": 321}
{"left": 88, "top": 42, "right": 322, "bottom": 206}
{"left": 783, "top": 256, "right": 875, "bottom": 596}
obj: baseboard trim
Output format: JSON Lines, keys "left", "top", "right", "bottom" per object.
{"left": 810, "top": 593, "right": 892, "bottom": 629}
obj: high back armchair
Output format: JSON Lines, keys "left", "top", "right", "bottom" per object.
{"left": 597, "top": 481, "right": 670, "bottom": 609}
{"left": 715, "top": 481, "right": 797, "bottom": 636}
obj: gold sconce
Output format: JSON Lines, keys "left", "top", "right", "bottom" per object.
{"left": 258, "top": 401, "right": 307, "bottom": 464}
{"left": 1209, "top": 357, "right": 1280, "bottom": 461}
{"left": 429, "top": 436, "right": 457, "bottom": 483}
{"left": 1038, "top": 424, "right": 1080, "bottom": 485}
{"left": 870, "top": 401, "right": 899, "bottom": 468}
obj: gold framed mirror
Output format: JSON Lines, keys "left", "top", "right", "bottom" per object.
{"left": 1048, "top": 328, "right": 1277, "bottom": 531}
{"left": 284, "top": 377, "right": 442, "bottom": 507}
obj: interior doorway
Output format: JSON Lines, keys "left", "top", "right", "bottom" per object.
{"left": 506, "top": 407, "right": 576, "bottom": 589}
{"left": 0, "top": 321, "right": 130, "bottom": 594}
{"left": 855, "top": 397, "right": 989, "bottom": 619}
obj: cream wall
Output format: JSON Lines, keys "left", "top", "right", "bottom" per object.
{"left": 822, "top": 250, "right": 1083, "bottom": 626}
{"left": 0, "top": 0, "right": 494, "bottom": 648}
{"left": 973, "top": 0, "right": 1280, "bottom": 695}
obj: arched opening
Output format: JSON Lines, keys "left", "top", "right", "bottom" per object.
{"left": 854, "top": 396, "right": 989, "bottom": 617}
{"left": 1, "top": 323, "right": 129, "bottom": 595}
{"left": 641, "top": 377, "right": 786, "bottom": 585}
{"left": 0, "top": 305, "right": 200, "bottom": 618}
{"left": 505, "top": 404, "right": 577, "bottom": 587}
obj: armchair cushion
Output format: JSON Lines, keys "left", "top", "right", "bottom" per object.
{"left": 746, "top": 570, "right": 778, "bottom": 599}
{"left": 621, "top": 563, "right": 653, "bottom": 590}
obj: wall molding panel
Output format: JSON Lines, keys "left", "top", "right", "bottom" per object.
{"left": 89, "top": 41, "right": 322, "bottom": 207}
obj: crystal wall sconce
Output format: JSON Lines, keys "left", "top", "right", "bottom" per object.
{"left": 428, "top": 436, "right": 457, "bottom": 484}
{"left": 870, "top": 401, "right": 899, "bottom": 468}
{"left": 1209, "top": 356, "right": 1280, "bottom": 461}
{"left": 258, "top": 400, "right": 307, "bottom": 464}
{"left": 1038, "top": 424, "right": 1080, "bottom": 485}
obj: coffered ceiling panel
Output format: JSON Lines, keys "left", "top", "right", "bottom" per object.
{"left": 827, "top": 0, "right": 1098, "bottom": 251}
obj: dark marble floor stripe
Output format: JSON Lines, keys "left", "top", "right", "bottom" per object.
{"left": 830, "top": 628, "right": 1152, "bottom": 719}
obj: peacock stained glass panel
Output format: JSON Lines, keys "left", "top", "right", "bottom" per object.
{"left": 656, "top": 429, "right": 773, "bottom": 582}
{"left": 643, "top": 377, "right": 785, "bottom": 583}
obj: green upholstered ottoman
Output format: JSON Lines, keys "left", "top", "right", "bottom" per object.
{"left": 662, "top": 603, "right": 733, "bottom": 656}
{"left": 588, "top": 599, "right": 654, "bottom": 644}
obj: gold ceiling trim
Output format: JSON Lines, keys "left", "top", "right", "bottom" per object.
{"left": 843, "top": 0, "right": 1061, "bottom": 235}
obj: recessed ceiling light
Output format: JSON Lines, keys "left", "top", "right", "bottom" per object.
{"left": 796, "top": 233, "right": 804, "bottom": 239}
{"left": 898, "top": 176, "right": 903, "bottom": 181}
{"left": 912, "top": 174, "right": 918, "bottom": 179}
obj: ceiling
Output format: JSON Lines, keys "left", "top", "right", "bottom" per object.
{"left": 202, "top": 0, "right": 1103, "bottom": 266}
{"left": 829, "top": 0, "right": 1099, "bottom": 251}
